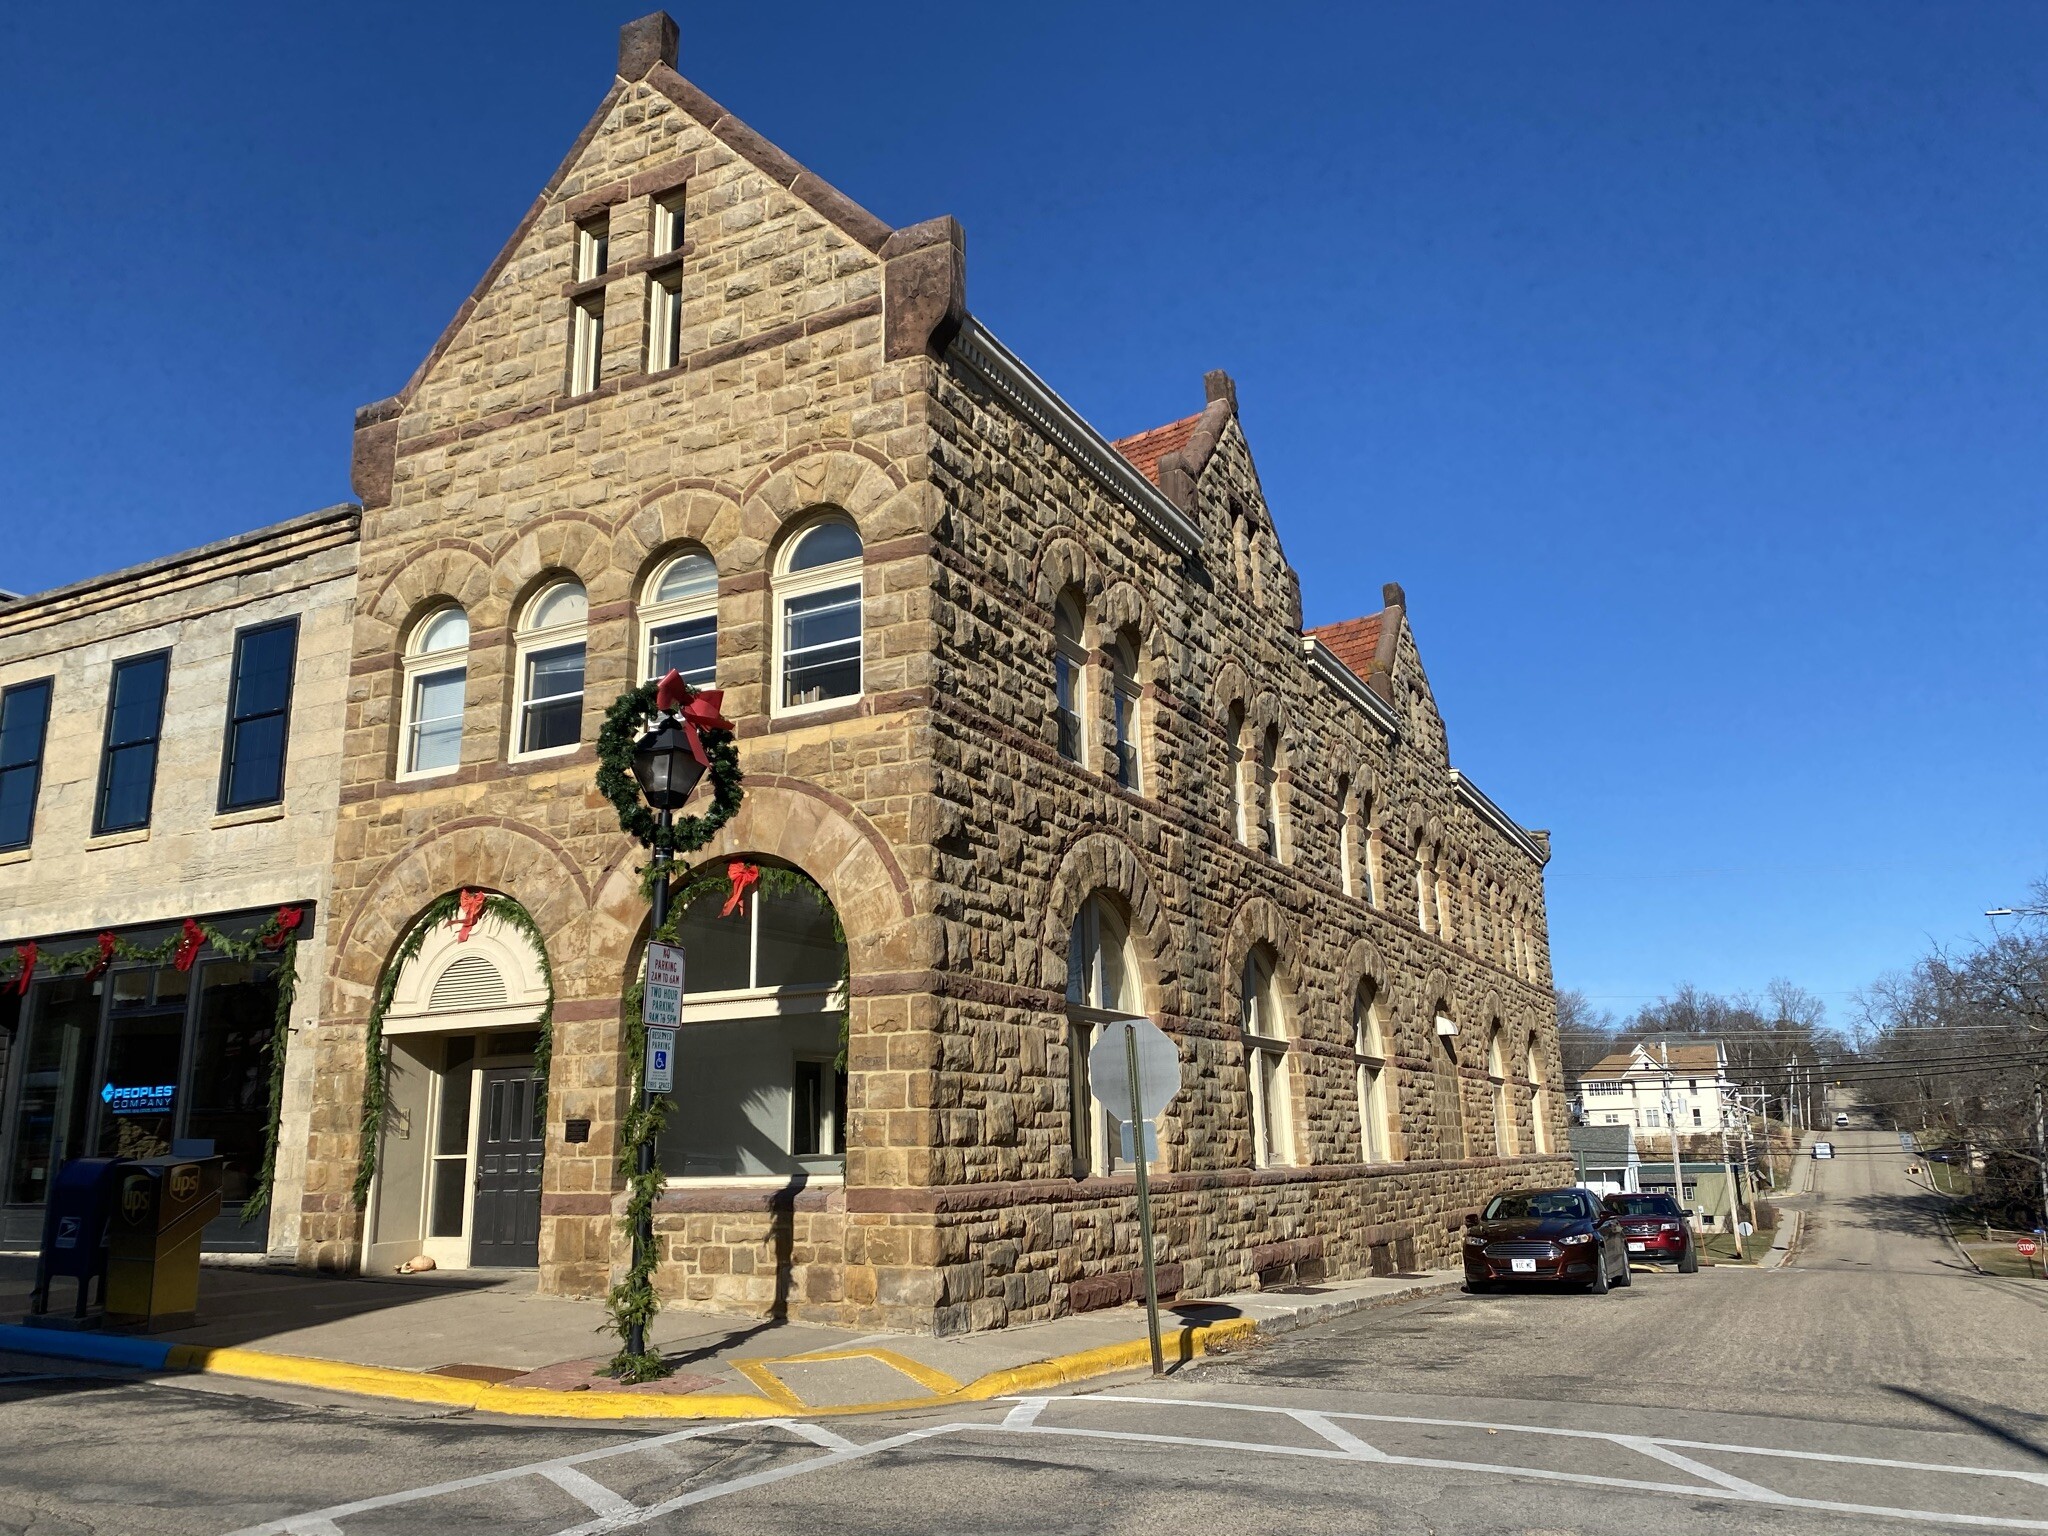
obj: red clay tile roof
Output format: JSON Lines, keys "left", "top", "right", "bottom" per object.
{"left": 1307, "top": 613, "right": 1384, "bottom": 683}
{"left": 1110, "top": 413, "right": 1205, "bottom": 486}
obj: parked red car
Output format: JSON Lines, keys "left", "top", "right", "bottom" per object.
{"left": 1601, "top": 1192, "right": 1698, "bottom": 1273}
{"left": 1463, "top": 1187, "right": 1631, "bottom": 1294}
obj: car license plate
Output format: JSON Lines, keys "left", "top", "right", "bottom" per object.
{"left": 1510, "top": 1258, "right": 1537, "bottom": 1273}
{"left": 1628, "top": 1242, "right": 1647, "bottom": 1252}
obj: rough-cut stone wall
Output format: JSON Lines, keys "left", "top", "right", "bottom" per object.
{"left": 298, "top": 53, "right": 944, "bottom": 1318}
{"left": 299, "top": 16, "right": 1563, "bottom": 1334}
{"left": 904, "top": 357, "right": 1568, "bottom": 1329}
{"left": 0, "top": 509, "right": 359, "bottom": 1253}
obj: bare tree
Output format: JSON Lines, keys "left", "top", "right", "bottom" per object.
{"left": 1555, "top": 987, "right": 1617, "bottom": 1083}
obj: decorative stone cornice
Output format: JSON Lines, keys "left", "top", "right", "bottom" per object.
{"left": 947, "top": 317, "right": 1204, "bottom": 560}
{"left": 1450, "top": 768, "right": 1547, "bottom": 865}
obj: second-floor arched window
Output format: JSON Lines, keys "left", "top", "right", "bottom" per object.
{"left": 513, "top": 579, "right": 586, "bottom": 758}
{"left": 1053, "top": 593, "right": 1085, "bottom": 762}
{"left": 642, "top": 550, "right": 718, "bottom": 687}
{"left": 1354, "top": 979, "right": 1390, "bottom": 1164}
{"left": 1108, "top": 631, "right": 1141, "bottom": 791}
{"left": 1242, "top": 946, "right": 1293, "bottom": 1167}
{"left": 1067, "top": 893, "right": 1142, "bottom": 1177}
{"left": 1259, "top": 726, "right": 1284, "bottom": 861}
{"left": 776, "top": 518, "right": 863, "bottom": 712}
{"left": 401, "top": 605, "right": 468, "bottom": 777}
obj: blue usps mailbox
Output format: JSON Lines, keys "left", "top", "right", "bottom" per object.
{"left": 31, "top": 1158, "right": 132, "bottom": 1320}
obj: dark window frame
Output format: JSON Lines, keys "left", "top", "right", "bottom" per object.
{"left": 216, "top": 616, "right": 300, "bottom": 813}
{"left": 93, "top": 649, "right": 171, "bottom": 836}
{"left": 0, "top": 676, "right": 55, "bottom": 852}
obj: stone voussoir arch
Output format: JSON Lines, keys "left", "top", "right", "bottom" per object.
{"left": 361, "top": 541, "right": 496, "bottom": 656}
{"left": 491, "top": 514, "right": 624, "bottom": 613}
{"left": 1029, "top": 528, "right": 1098, "bottom": 613}
{"left": 1091, "top": 579, "right": 1159, "bottom": 655}
{"left": 1220, "top": 895, "right": 1300, "bottom": 1014}
{"left": 611, "top": 483, "right": 750, "bottom": 594}
{"left": 746, "top": 448, "right": 916, "bottom": 551}
{"left": 588, "top": 780, "right": 920, "bottom": 987}
{"left": 1334, "top": 935, "right": 1393, "bottom": 1014}
{"left": 1036, "top": 828, "right": 1171, "bottom": 1008}
{"left": 329, "top": 819, "right": 591, "bottom": 1017}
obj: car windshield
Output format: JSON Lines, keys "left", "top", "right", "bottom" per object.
{"left": 1603, "top": 1195, "right": 1681, "bottom": 1217}
{"left": 1484, "top": 1192, "right": 1588, "bottom": 1222}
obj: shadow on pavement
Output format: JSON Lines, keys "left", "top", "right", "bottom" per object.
{"left": 1884, "top": 1383, "right": 2048, "bottom": 1465}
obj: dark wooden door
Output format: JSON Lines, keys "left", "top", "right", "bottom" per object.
{"left": 470, "top": 1066, "right": 542, "bottom": 1267}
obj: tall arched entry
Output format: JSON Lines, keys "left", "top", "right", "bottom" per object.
{"left": 364, "top": 902, "right": 552, "bottom": 1272}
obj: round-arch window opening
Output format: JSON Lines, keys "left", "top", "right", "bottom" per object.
{"left": 515, "top": 579, "right": 588, "bottom": 756}
{"left": 1065, "top": 893, "right": 1143, "bottom": 1177}
{"left": 654, "top": 868, "right": 849, "bottom": 1179}
{"left": 775, "top": 519, "right": 863, "bottom": 711}
{"left": 642, "top": 549, "right": 718, "bottom": 687}
{"left": 402, "top": 605, "right": 470, "bottom": 776}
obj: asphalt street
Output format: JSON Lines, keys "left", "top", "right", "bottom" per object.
{"left": 5, "top": 1115, "right": 2046, "bottom": 1535}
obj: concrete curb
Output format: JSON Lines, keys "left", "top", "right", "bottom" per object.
{"left": 0, "top": 1278, "right": 1457, "bottom": 1422}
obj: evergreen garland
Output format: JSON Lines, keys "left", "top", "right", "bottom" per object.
{"left": 349, "top": 891, "right": 556, "bottom": 1210}
{"left": 595, "top": 678, "right": 744, "bottom": 861}
{"left": 0, "top": 907, "right": 306, "bottom": 1225}
{"left": 603, "top": 859, "right": 843, "bottom": 1382}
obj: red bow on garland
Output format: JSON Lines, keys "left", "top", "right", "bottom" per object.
{"left": 262, "top": 905, "right": 305, "bottom": 950}
{"left": 14, "top": 942, "right": 36, "bottom": 996}
{"left": 456, "top": 889, "right": 488, "bottom": 943}
{"left": 721, "top": 860, "right": 760, "bottom": 919}
{"left": 87, "top": 933, "right": 116, "bottom": 980}
{"left": 173, "top": 919, "right": 207, "bottom": 973}
{"left": 653, "top": 669, "right": 734, "bottom": 769}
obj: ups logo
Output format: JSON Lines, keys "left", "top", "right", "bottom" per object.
{"left": 121, "top": 1176, "right": 152, "bottom": 1221}
{"left": 168, "top": 1165, "right": 199, "bottom": 1204}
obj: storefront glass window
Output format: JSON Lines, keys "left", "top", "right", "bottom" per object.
{"left": 185, "top": 960, "right": 281, "bottom": 1204}
{"left": 6, "top": 975, "right": 104, "bottom": 1205}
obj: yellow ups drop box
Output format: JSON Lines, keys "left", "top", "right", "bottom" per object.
{"left": 105, "top": 1157, "right": 223, "bottom": 1331}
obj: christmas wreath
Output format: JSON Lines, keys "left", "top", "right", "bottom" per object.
{"left": 595, "top": 671, "right": 744, "bottom": 861}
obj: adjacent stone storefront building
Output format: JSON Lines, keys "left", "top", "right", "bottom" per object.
{"left": 299, "top": 13, "right": 1568, "bottom": 1332}
{"left": 0, "top": 510, "right": 357, "bottom": 1253}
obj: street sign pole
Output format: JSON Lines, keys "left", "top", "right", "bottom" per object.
{"left": 1124, "top": 1021, "right": 1164, "bottom": 1377}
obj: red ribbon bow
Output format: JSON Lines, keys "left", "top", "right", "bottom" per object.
{"left": 87, "top": 933, "right": 116, "bottom": 980}
{"left": 721, "top": 860, "right": 760, "bottom": 919}
{"left": 173, "top": 919, "right": 207, "bottom": 973}
{"left": 456, "top": 889, "right": 488, "bottom": 943}
{"left": 262, "top": 905, "right": 305, "bottom": 950}
{"left": 653, "top": 669, "right": 733, "bottom": 769}
{"left": 14, "top": 942, "right": 36, "bottom": 995}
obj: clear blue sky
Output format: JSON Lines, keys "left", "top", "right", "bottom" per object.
{"left": 3, "top": 3, "right": 2044, "bottom": 1024}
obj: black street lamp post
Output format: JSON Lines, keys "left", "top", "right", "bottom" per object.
{"left": 625, "top": 713, "right": 706, "bottom": 1364}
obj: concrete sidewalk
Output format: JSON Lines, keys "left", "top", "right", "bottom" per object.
{"left": 0, "top": 1253, "right": 1456, "bottom": 1420}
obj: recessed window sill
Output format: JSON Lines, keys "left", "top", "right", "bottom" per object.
{"left": 84, "top": 827, "right": 151, "bottom": 851}
{"left": 507, "top": 744, "right": 583, "bottom": 766}
{"left": 212, "top": 803, "right": 285, "bottom": 830}
{"left": 0, "top": 847, "right": 30, "bottom": 867}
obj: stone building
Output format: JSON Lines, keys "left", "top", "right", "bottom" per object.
{"left": 0, "top": 509, "right": 358, "bottom": 1252}
{"left": 280, "top": 12, "right": 1570, "bottom": 1332}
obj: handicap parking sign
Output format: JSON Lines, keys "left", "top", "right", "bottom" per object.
{"left": 646, "top": 1028, "right": 675, "bottom": 1094}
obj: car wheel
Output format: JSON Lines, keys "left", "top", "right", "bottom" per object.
{"left": 1587, "top": 1249, "right": 1610, "bottom": 1295}
{"left": 1612, "top": 1250, "right": 1633, "bottom": 1287}
{"left": 1678, "top": 1246, "right": 1699, "bottom": 1275}
{"left": 1464, "top": 1279, "right": 1493, "bottom": 1294}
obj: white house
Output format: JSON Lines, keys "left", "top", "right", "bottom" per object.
{"left": 1573, "top": 1041, "right": 1739, "bottom": 1134}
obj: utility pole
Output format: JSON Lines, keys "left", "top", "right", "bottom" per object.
{"left": 1718, "top": 1112, "right": 1751, "bottom": 1262}
{"left": 1662, "top": 1053, "right": 1688, "bottom": 1232}
{"left": 2034, "top": 1072, "right": 2048, "bottom": 1253}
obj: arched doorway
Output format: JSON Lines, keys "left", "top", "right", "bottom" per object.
{"left": 365, "top": 903, "right": 551, "bottom": 1272}
{"left": 653, "top": 865, "right": 848, "bottom": 1180}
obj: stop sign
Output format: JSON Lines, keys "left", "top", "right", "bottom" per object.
{"left": 2018, "top": 1238, "right": 2039, "bottom": 1258}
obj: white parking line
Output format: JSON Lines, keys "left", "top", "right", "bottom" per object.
{"left": 538, "top": 1466, "right": 637, "bottom": 1517}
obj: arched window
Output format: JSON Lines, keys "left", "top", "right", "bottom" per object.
{"left": 400, "top": 605, "right": 468, "bottom": 777}
{"left": 1337, "top": 775, "right": 1356, "bottom": 896}
{"left": 1241, "top": 946, "right": 1293, "bottom": 1168}
{"left": 1434, "top": 1009, "right": 1467, "bottom": 1159}
{"left": 1259, "top": 726, "right": 1284, "bottom": 861}
{"left": 1066, "top": 894, "right": 1143, "bottom": 1176}
{"left": 1353, "top": 979, "right": 1390, "bottom": 1164}
{"left": 512, "top": 580, "right": 586, "bottom": 758}
{"left": 1226, "top": 702, "right": 1249, "bottom": 843}
{"left": 1108, "top": 632, "right": 1141, "bottom": 791}
{"left": 1358, "top": 788, "right": 1379, "bottom": 906}
{"left": 775, "top": 518, "right": 863, "bottom": 713}
{"left": 657, "top": 868, "right": 847, "bottom": 1177}
{"left": 641, "top": 549, "right": 718, "bottom": 687}
{"left": 1488, "top": 1024, "right": 1514, "bottom": 1156}
{"left": 1052, "top": 593, "right": 1085, "bottom": 762}
{"left": 1527, "top": 1038, "right": 1550, "bottom": 1154}
{"left": 1415, "top": 835, "right": 1438, "bottom": 935}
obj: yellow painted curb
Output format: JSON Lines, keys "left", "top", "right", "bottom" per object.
{"left": 150, "top": 1311, "right": 1262, "bottom": 1421}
